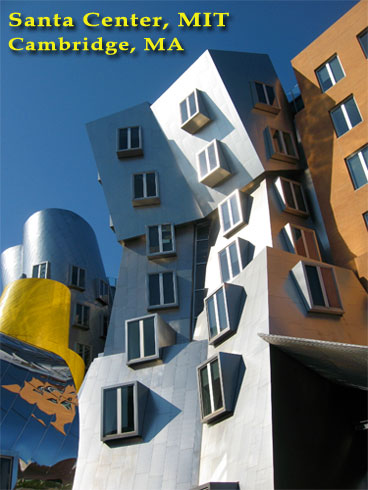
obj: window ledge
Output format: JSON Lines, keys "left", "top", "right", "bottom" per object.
{"left": 147, "top": 250, "right": 176, "bottom": 260}
{"left": 200, "top": 166, "right": 231, "bottom": 188}
{"left": 132, "top": 196, "right": 160, "bottom": 207}
{"left": 127, "top": 354, "right": 160, "bottom": 367}
{"left": 117, "top": 148, "right": 143, "bottom": 158}
{"left": 209, "top": 326, "right": 235, "bottom": 346}
{"left": 147, "top": 302, "right": 179, "bottom": 311}
{"left": 201, "top": 406, "right": 230, "bottom": 424}
{"left": 269, "top": 151, "right": 298, "bottom": 164}
{"left": 69, "top": 284, "right": 85, "bottom": 292}
{"left": 181, "top": 111, "right": 211, "bottom": 135}
{"left": 308, "top": 306, "right": 344, "bottom": 316}
{"left": 283, "top": 206, "right": 309, "bottom": 218}
{"left": 223, "top": 220, "right": 245, "bottom": 239}
{"left": 253, "top": 101, "right": 280, "bottom": 114}
{"left": 73, "top": 323, "right": 89, "bottom": 330}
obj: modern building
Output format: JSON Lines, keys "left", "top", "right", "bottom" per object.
{"left": 73, "top": 37, "right": 367, "bottom": 490}
{"left": 1, "top": 208, "right": 112, "bottom": 368}
{"left": 291, "top": 0, "right": 368, "bottom": 288}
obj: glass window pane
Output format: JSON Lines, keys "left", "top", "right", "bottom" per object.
{"left": 305, "top": 265, "right": 325, "bottom": 307}
{"left": 0, "top": 457, "right": 12, "bottom": 490}
{"left": 143, "top": 316, "right": 156, "bottom": 357}
{"left": 207, "top": 142, "right": 218, "bottom": 171}
{"left": 358, "top": 29, "right": 368, "bottom": 57}
{"left": 272, "top": 129, "right": 284, "bottom": 153}
{"left": 196, "top": 222, "right": 210, "bottom": 240}
{"left": 207, "top": 296, "right": 218, "bottom": 338}
{"left": 130, "top": 127, "right": 140, "bottom": 149}
{"left": 103, "top": 388, "right": 117, "bottom": 436}
{"left": 194, "top": 289, "right": 205, "bottom": 317}
{"left": 146, "top": 173, "right": 157, "bottom": 197}
{"left": 229, "top": 242, "right": 240, "bottom": 277}
{"left": 162, "top": 272, "right": 175, "bottom": 304}
{"left": 220, "top": 202, "right": 231, "bottom": 232}
{"left": 188, "top": 92, "right": 197, "bottom": 117}
{"left": 216, "top": 288, "right": 228, "bottom": 332}
{"left": 198, "top": 150, "right": 208, "bottom": 178}
{"left": 229, "top": 194, "right": 240, "bottom": 225}
{"left": 210, "top": 359, "right": 223, "bottom": 411}
{"left": 71, "top": 266, "right": 78, "bottom": 285}
{"left": 196, "top": 239, "right": 208, "bottom": 263}
{"left": 347, "top": 152, "right": 367, "bottom": 189}
{"left": 293, "top": 184, "right": 307, "bottom": 212}
{"left": 331, "top": 106, "right": 349, "bottom": 137}
{"left": 304, "top": 230, "right": 320, "bottom": 260}
{"left": 83, "top": 306, "right": 89, "bottom": 326}
{"left": 79, "top": 268, "right": 85, "bottom": 289}
{"left": 195, "top": 263, "right": 206, "bottom": 289}
{"left": 329, "top": 56, "right": 344, "bottom": 83}
{"left": 292, "top": 227, "right": 307, "bottom": 256}
{"left": 127, "top": 320, "right": 140, "bottom": 361}
{"left": 39, "top": 263, "right": 46, "bottom": 278}
{"left": 148, "top": 274, "right": 160, "bottom": 306}
{"left": 316, "top": 65, "right": 332, "bottom": 92}
{"left": 32, "top": 265, "right": 39, "bottom": 278}
{"left": 200, "top": 366, "right": 212, "bottom": 417}
{"left": 134, "top": 174, "right": 144, "bottom": 199}
{"left": 255, "top": 82, "right": 267, "bottom": 104}
{"left": 266, "top": 85, "right": 275, "bottom": 105}
{"left": 219, "top": 249, "right": 230, "bottom": 282}
{"left": 161, "top": 225, "right": 173, "bottom": 252}
{"left": 283, "top": 132, "right": 296, "bottom": 156}
{"left": 148, "top": 226, "right": 160, "bottom": 254}
{"left": 180, "top": 100, "right": 188, "bottom": 123}
{"left": 119, "top": 128, "right": 128, "bottom": 150}
{"left": 345, "top": 97, "right": 362, "bottom": 128}
{"left": 320, "top": 267, "right": 341, "bottom": 308}
{"left": 121, "top": 385, "right": 135, "bottom": 433}
{"left": 281, "top": 180, "right": 295, "bottom": 208}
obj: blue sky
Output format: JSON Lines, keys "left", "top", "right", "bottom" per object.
{"left": 0, "top": 1, "right": 358, "bottom": 290}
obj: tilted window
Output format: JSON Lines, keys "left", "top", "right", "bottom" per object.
{"left": 101, "top": 381, "right": 148, "bottom": 441}
{"left": 180, "top": 89, "right": 211, "bottom": 134}
{"left": 132, "top": 172, "right": 160, "bottom": 207}
{"left": 197, "top": 352, "right": 243, "bottom": 423}
{"left": 345, "top": 145, "right": 368, "bottom": 190}
{"left": 76, "top": 343, "right": 91, "bottom": 368}
{"left": 117, "top": 126, "right": 143, "bottom": 158}
{"left": 147, "top": 271, "right": 178, "bottom": 310}
{"left": 275, "top": 177, "right": 309, "bottom": 217}
{"left": 218, "top": 190, "right": 248, "bottom": 238}
{"left": 196, "top": 140, "right": 231, "bottom": 187}
{"left": 218, "top": 238, "right": 254, "bottom": 282}
{"left": 358, "top": 28, "right": 368, "bottom": 58}
{"left": 283, "top": 224, "right": 321, "bottom": 261}
{"left": 126, "top": 313, "right": 175, "bottom": 366}
{"left": 252, "top": 81, "right": 280, "bottom": 114}
{"left": 265, "top": 127, "right": 298, "bottom": 163}
{"left": 316, "top": 55, "right": 344, "bottom": 92}
{"left": 330, "top": 96, "right": 362, "bottom": 137}
{"left": 69, "top": 265, "right": 86, "bottom": 290}
{"left": 32, "top": 262, "right": 49, "bottom": 279}
{"left": 74, "top": 304, "right": 90, "bottom": 328}
{"left": 291, "top": 261, "right": 343, "bottom": 315}
{"left": 96, "top": 279, "right": 110, "bottom": 304}
{"left": 146, "top": 224, "right": 175, "bottom": 258}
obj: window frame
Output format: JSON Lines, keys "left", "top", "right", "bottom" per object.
{"left": 179, "top": 88, "right": 211, "bottom": 134}
{"left": 218, "top": 239, "right": 242, "bottom": 283}
{"left": 345, "top": 145, "right": 368, "bottom": 190}
{"left": 147, "top": 271, "right": 178, "bottom": 310}
{"left": 126, "top": 314, "right": 158, "bottom": 365}
{"left": 218, "top": 189, "right": 248, "bottom": 238}
{"left": 0, "top": 455, "right": 15, "bottom": 490}
{"left": 32, "top": 261, "right": 50, "bottom": 279}
{"left": 146, "top": 223, "right": 176, "bottom": 259}
{"left": 76, "top": 342, "right": 92, "bottom": 368}
{"left": 132, "top": 171, "right": 160, "bottom": 207}
{"left": 315, "top": 54, "right": 345, "bottom": 92}
{"left": 357, "top": 27, "right": 368, "bottom": 58}
{"left": 363, "top": 211, "right": 368, "bottom": 230}
{"left": 266, "top": 127, "right": 298, "bottom": 163}
{"left": 73, "top": 303, "right": 90, "bottom": 329}
{"left": 275, "top": 177, "right": 309, "bottom": 217}
{"left": 69, "top": 265, "right": 86, "bottom": 290}
{"left": 96, "top": 278, "right": 110, "bottom": 304}
{"left": 206, "top": 285, "right": 230, "bottom": 344}
{"left": 116, "top": 126, "right": 143, "bottom": 158}
{"left": 330, "top": 95, "right": 362, "bottom": 137}
{"left": 283, "top": 224, "right": 321, "bottom": 261}
{"left": 198, "top": 355, "right": 226, "bottom": 423}
{"left": 252, "top": 81, "right": 280, "bottom": 114}
{"left": 196, "top": 139, "right": 231, "bottom": 187}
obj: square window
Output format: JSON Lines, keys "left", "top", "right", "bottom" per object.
{"left": 218, "top": 238, "right": 254, "bottom": 282}
{"left": 291, "top": 261, "right": 343, "bottom": 315}
{"left": 252, "top": 81, "right": 280, "bottom": 114}
{"left": 283, "top": 224, "right": 321, "bottom": 261}
{"left": 265, "top": 127, "right": 298, "bottom": 163}
{"left": 197, "top": 352, "right": 243, "bottom": 423}
{"left": 32, "top": 262, "right": 50, "bottom": 279}
{"left": 218, "top": 190, "right": 248, "bottom": 238}
{"left": 74, "top": 304, "right": 90, "bottom": 329}
{"left": 69, "top": 265, "right": 86, "bottom": 290}
{"left": 147, "top": 271, "right": 178, "bottom": 310}
{"left": 76, "top": 342, "right": 91, "bottom": 368}
{"left": 117, "top": 126, "right": 143, "bottom": 158}
{"left": 275, "top": 177, "right": 309, "bottom": 217}
{"left": 132, "top": 172, "right": 160, "bottom": 207}
{"left": 316, "top": 55, "right": 345, "bottom": 92}
{"left": 330, "top": 96, "right": 362, "bottom": 137}
{"left": 358, "top": 28, "right": 368, "bottom": 58}
{"left": 146, "top": 224, "right": 176, "bottom": 258}
{"left": 101, "top": 381, "right": 148, "bottom": 441}
{"left": 180, "top": 89, "right": 211, "bottom": 134}
{"left": 126, "top": 313, "right": 175, "bottom": 366}
{"left": 346, "top": 145, "right": 368, "bottom": 189}
{"left": 96, "top": 279, "right": 110, "bottom": 304}
{"left": 196, "top": 140, "right": 231, "bottom": 187}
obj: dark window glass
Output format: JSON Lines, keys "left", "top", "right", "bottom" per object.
{"left": 316, "top": 65, "right": 332, "bottom": 91}
{"left": 130, "top": 127, "right": 140, "bottom": 149}
{"left": 207, "top": 142, "right": 217, "bottom": 171}
{"left": 281, "top": 180, "right": 294, "bottom": 208}
{"left": 200, "top": 366, "right": 211, "bottom": 417}
{"left": 180, "top": 100, "right": 188, "bottom": 123}
{"left": 143, "top": 316, "right": 156, "bottom": 357}
{"left": 198, "top": 150, "right": 207, "bottom": 178}
{"left": 134, "top": 174, "right": 144, "bottom": 199}
{"left": 266, "top": 85, "right": 275, "bottom": 105}
{"left": 346, "top": 148, "right": 368, "bottom": 189}
{"left": 162, "top": 272, "right": 174, "bottom": 304}
{"left": 216, "top": 288, "right": 228, "bottom": 332}
{"left": 283, "top": 132, "right": 296, "bottom": 156}
{"left": 148, "top": 274, "right": 160, "bottom": 306}
{"left": 194, "top": 289, "right": 205, "bottom": 317}
{"left": 121, "top": 385, "right": 134, "bottom": 433}
{"left": 71, "top": 266, "right": 78, "bottom": 286}
{"left": 293, "top": 184, "right": 307, "bottom": 212}
{"left": 148, "top": 226, "right": 160, "bottom": 254}
{"left": 345, "top": 97, "right": 362, "bottom": 127}
{"left": 221, "top": 202, "right": 231, "bottom": 232}
{"left": 32, "top": 265, "right": 38, "bottom": 278}
{"left": 0, "top": 457, "right": 13, "bottom": 490}
{"left": 255, "top": 82, "right": 267, "bottom": 104}
{"left": 331, "top": 106, "right": 349, "bottom": 137}
{"left": 363, "top": 212, "right": 368, "bottom": 229}
{"left": 210, "top": 359, "right": 223, "bottom": 411}
{"left": 119, "top": 128, "right": 128, "bottom": 150}
{"left": 196, "top": 239, "right": 209, "bottom": 263}
{"left": 219, "top": 249, "right": 230, "bottom": 282}
{"left": 103, "top": 388, "right": 117, "bottom": 437}
{"left": 146, "top": 173, "right": 157, "bottom": 197}
{"left": 79, "top": 268, "right": 85, "bottom": 289}
{"left": 188, "top": 92, "right": 197, "bottom": 117}
{"left": 196, "top": 223, "right": 210, "bottom": 240}
{"left": 229, "top": 242, "right": 240, "bottom": 277}
{"left": 329, "top": 57, "right": 344, "bottom": 83}
{"left": 127, "top": 320, "right": 140, "bottom": 361}
{"left": 358, "top": 29, "right": 368, "bottom": 58}
{"left": 195, "top": 263, "right": 206, "bottom": 289}
{"left": 207, "top": 296, "right": 217, "bottom": 338}
{"left": 161, "top": 225, "right": 173, "bottom": 252}
{"left": 305, "top": 265, "right": 325, "bottom": 306}
{"left": 229, "top": 194, "right": 240, "bottom": 225}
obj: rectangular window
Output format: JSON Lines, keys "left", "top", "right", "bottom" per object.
{"left": 69, "top": 265, "right": 86, "bottom": 290}
{"left": 358, "top": 28, "right": 368, "bottom": 58}
{"left": 199, "top": 357, "right": 224, "bottom": 419}
{"left": 180, "top": 89, "right": 211, "bottom": 134}
{"left": 219, "top": 190, "right": 247, "bottom": 237}
{"left": 364, "top": 212, "right": 368, "bottom": 230}
{"left": 96, "top": 279, "right": 109, "bottom": 304}
{"left": 117, "top": 127, "right": 143, "bottom": 158}
{"left": 316, "top": 55, "right": 344, "bottom": 92}
{"left": 74, "top": 304, "right": 90, "bottom": 328}
{"left": 276, "top": 177, "right": 309, "bottom": 217}
{"left": 180, "top": 91, "right": 198, "bottom": 124}
{"left": 127, "top": 315, "right": 156, "bottom": 363}
{"left": 253, "top": 81, "right": 280, "bottom": 114}
{"left": 284, "top": 224, "right": 321, "bottom": 261}
{"left": 346, "top": 145, "right": 368, "bottom": 189}
{"left": 197, "top": 140, "right": 230, "bottom": 187}
{"left": 147, "top": 224, "right": 175, "bottom": 258}
{"left": 206, "top": 287, "right": 229, "bottom": 340}
{"left": 270, "top": 128, "right": 297, "bottom": 158}
{"left": 192, "top": 221, "right": 210, "bottom": 327}
{"left": 330, "top": 96, "right": 362, "bottom": 137}
{"left": 32, "top": 262, "right": 49, "bottom": 279}
{"left": 147, "top": 271, "right": 178, "bottom": 309}
{"left": 100, "top": 315, "right": 109, "bottom": 338}
{"left": 76, "top": 343, "right": 91, "bottom": 368}
{"left": 0, "top": 456, "right": 13, "bottom": 490}
{"left": 219, "top": 241, "right": 241, "bottom": 282}
{"left": 132, "top": 172, "right": 160, "bottom": 206}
